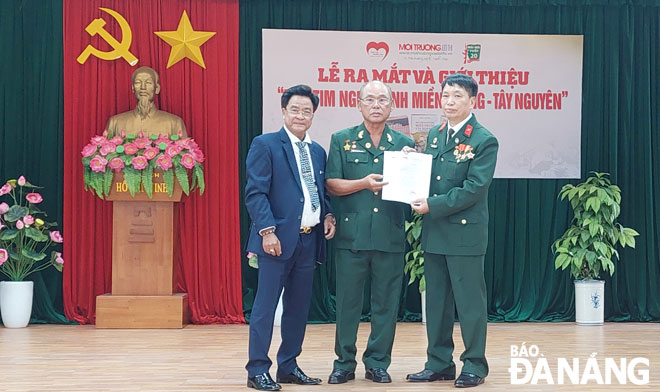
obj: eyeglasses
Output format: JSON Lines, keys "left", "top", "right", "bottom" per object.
{"left": 286, "top": 108, "right": 314, "bottom": 119}
{"left": 359, "top": 97, "right": 391, "bottom": 106}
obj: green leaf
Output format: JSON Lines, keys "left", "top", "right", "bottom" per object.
{"left": 21, "top": 248, "right": 46, "bottom": 261}
{"left": 194, "top": 164, "right": 205, "bottom": 196}
{"left": 163, "top": 169, "right": 175, "bottom": 197}
{"left": 5, "top": 205, "right": 29, "bottom": 222}
{"left": 174, "top": 163, "right": 190, "bottom": 196}
{"left": 142, "top": 165, "right": 154, "bottom": 198}
{"left": 0, "top": 228, "right": 19, "bottom": 240}
{"left": 123, "top": 167, "right": 142, "bottom": 196}
{"left": 24, "top": 227, "right": 48, "bottom": 242}
{"left": 103, "top": 169, "right": 113, "bottom": 196}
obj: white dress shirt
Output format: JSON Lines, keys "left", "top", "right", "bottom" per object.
{"left": 284, "top": 126, "right": 321, "bottom": 228}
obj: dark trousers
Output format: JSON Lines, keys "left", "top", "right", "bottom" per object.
{"left": 246, "top": 232, "right": 317, "bottom": 377}
{"left": 424, "top": 253, "right": 489, "bottom": 377}
{"left": 333, "top": 249, "right": 404, "bottom": 371}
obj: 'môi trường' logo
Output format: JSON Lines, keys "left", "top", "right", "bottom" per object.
{"left": 366, "top": 41, "right": 389, "bottom": 60}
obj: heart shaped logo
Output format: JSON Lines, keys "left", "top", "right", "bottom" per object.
{"left": 366, "top": 41, "right": 389, "bottom": 60}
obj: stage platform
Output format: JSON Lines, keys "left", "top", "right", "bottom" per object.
{"left": 1, "top": 322, "right": 657, "bottom": 391}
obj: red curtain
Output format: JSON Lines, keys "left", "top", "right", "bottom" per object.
{"left": 62, "top": 0, "right": 243, "bottom": 324}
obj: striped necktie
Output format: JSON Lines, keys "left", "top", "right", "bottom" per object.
{"left": 295, "top": 141, "right": 320, "bottom": 211}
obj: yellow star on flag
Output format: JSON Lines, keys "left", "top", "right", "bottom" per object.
{"left": 154, "top": 10, "right": 216, "bottom": 69}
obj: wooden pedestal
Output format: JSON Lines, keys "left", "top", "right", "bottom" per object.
{"left": 95, "top": 172, "right": 189, "bottom": 329}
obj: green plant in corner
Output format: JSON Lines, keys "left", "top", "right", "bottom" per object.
{"left": 552, "top": 172, "right": 639, "bottom": 280}
{"left": 404, "top": 211, "right": 425, "bottom": 292}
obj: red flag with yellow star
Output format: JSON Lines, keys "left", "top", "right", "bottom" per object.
{"left": 62, "top": 0, "right": 242, "bottom": 324}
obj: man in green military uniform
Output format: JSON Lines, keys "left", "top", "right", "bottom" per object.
{"left": 407, "top": 74, "right": 498, "bottom": 388}
{"left": 325, "top": 81, "right": 414, "bottom": 384}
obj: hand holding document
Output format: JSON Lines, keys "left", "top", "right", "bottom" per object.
{"left": 381, "top": 151, "right": 432, "bottom": 204}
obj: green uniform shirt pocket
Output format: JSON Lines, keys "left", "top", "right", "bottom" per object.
{"left": 338, "top": 212, "right": 358, "bottom": 241}
{"left": 447, "top": 214, "right": 486, "bottom": 247}
{"left": 444, "top": 159, "right": 470, "bottom": 180}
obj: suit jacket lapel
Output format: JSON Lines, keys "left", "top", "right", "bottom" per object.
{"left": 310, "top": 143, "right": 324, "bottom": 195}
{"left": 279, "top": 128, "right": 303, "bottom": 192}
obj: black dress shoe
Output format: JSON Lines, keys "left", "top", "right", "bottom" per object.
{"left": 328, "top": 368, "right": 355, "bottom": 384}
{"left": 247, "top": 373, "right": 281, "bottom": 391}
{"left": 454, "top": 372, "right": 485, "bottom": 388}
{"left": 365, "top": 367, "right": 391, "bottom": 383}
{"left": 277, "top": 366, "right": 322, "bottom": 385}
{"left": 406, "top": 368, "right": 456, "bottom": 382}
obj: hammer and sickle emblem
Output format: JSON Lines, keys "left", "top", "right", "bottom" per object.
{"left": 77, "top": 7, "right": 138, "bottom": 66}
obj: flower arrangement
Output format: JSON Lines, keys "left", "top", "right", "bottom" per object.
{"left": 0, "top": 177, "right": 63, "bottom": 281}
{"left": 81, "top": 130, "right": 205, "bottom": 198}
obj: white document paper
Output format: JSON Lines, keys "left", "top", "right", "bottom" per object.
{"left": 381, "top": 151, "right": 432, "bottom": 204}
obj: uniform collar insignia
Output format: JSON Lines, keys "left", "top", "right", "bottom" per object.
{"left": 439, "top": 121, "right": 447, "bottom": 131}
{"left": 358, "top": 130, "right": 364, "bottom": 139}
{"left": 464, "top": 124, "right": 473, "bottom": 137}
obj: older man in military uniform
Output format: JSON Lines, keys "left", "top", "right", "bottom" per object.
{"left": 407, "top": 74, "right": 498, "bottom": 388}
{"left": 106, "top": 66, "right": 186, "bottom": 137}
{"left": 325, "top": 80, "right": 414, "bottom": 385}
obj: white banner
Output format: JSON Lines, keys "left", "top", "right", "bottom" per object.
{"left": 262, "top": 29, "right": 583, "bottom": 178}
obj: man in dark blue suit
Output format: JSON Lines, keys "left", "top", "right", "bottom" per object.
{"left": 245, "top": 85, "right": 336, "bottom": 391}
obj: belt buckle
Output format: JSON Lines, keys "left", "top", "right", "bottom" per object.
{"left": 300, "top": 226, "right": 312, "bottom": 234}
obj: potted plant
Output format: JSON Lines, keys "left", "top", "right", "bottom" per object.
{"left": 552, "top": 172, "right": 638, "bottom": 325}
{"left": 0, "top": 176, "right": 64, "bottom": 328}
{"left": 404, "top": 211, "right": 426, "bottom": 322}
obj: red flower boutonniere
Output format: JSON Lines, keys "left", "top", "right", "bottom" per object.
{"left": 453, "top": 144, "right": 475, "bottom": 162}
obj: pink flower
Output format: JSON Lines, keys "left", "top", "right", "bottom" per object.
{"left": 0, "top": 249, "right": 8, "bottom": 265}
{"left": 0, "top": 183, "right": 12, "bottom": 196}
{"left": 165, "top": 144, "right": 182, "bottom": 157}
{"left": 138, "top": 131, "right": 145, "bottom": 138}
{"left": 188, "top": 140, "right": 200, "bottom": 150}
{"left": 26, "top": 192, "right": 43, "bottom": 204}
{"left": 18, "top": 176, "right": 26, "bottom": 186}
{"left": 191, "top": 148, "right": 205, "bottom": 163}
{"left": 143, "top": 147, "right": 160, "bottom": 160}
{"left": 102, "top": 129, "right": 108, "bottom": 137}
{"left": 134, "top": 137, "right": 150, "bottom": 149}
{"left": 108, "top": 157, "right": 125, "bottom": 172}
{"left": 91, "top": 135, "right": 107, "bottom": 145}
{"left": 89, "top": 155, "right": 108, "bottom": 173}
{"left": 0, "top": 202, "right": 9, "bottom": 214}
{"left": 132, "top": 156, "right": 148, "bottom": 170}
{"left": 156, "top": 135, "right": 171, "bottom": 146}
{"left": 23, "top": 215, "right": 34, "bottom": 226}
{"left": 175, "top": 138, "right": 191, "bottom": 149}
{"left": 156, "top": 155, "right": 172, "bottom": 171}
{"left": 99, "top": 142, "right": 116, "bottom": 156}
{"left": 16, "top": 220, "right": 24, "bottom": 229}
{"left": 81, "top": 143, "right": 97, "bottom": 157}
{"left": 50, "top": 230, "right": 63, "bottom": 243}
{"left": 123, "top": 143, "right": 139, "bottom": 155}
{"left": 55, "top": 252, "right": 64, "bottom": 264}
{"left": 180, "top": 153, "right": 196, "bottom": 169}
{"left": 109, "top": 136, "right": 124, "bottom": 146}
